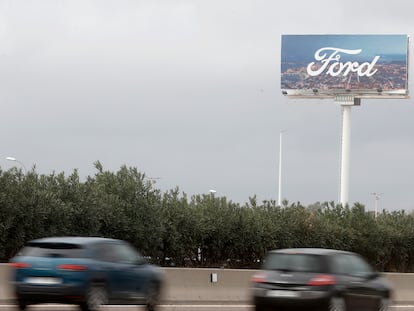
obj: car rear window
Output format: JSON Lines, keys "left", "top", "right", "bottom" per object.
{"left": 263, "top": 253, "right": 325, "bottom": 273}
{"left": 18, "top": 242, "right": 87, "bottom": 258}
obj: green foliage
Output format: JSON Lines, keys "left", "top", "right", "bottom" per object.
{"left": 1, "top": 163, "right": 414, "bottom": 272}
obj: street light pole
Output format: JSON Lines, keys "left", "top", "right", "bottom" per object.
{"left": 371, "top": 192, "right": 383, "bottom": 218}
{"left": 146, "top": 176, "right": 160, "bottom": 184}
{"left": 6, "top": 157, "right": 27, "bottom": 173}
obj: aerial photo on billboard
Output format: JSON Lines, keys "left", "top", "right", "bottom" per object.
{"left": 281, "top": 34, "right": 409, "bottom": 98}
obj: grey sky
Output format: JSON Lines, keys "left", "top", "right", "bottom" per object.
{"left": 1, "top": 0, "right": 414, "bottom": 211}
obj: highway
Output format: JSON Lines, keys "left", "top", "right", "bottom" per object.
{"left": 0, "top": 304, "right": 414, "bottom": 311}
{"left": 0, "top": 305, "right": 251, "bottom": 311}
{"left": 2, "top": 266, "right": 414, "bottom": 310}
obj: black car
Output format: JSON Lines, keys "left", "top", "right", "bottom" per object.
{"left": 9, "top": 237, "right": 164, "bottom": 311}
{"left": 251, "top": 248, "right": 392, "bottom": 311}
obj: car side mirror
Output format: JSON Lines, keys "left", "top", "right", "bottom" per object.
{"left": 367, "top": 271, "right": 379, "bottom": 280}
{"left": 136, "top": 257, "right": 147, "bottom": 265}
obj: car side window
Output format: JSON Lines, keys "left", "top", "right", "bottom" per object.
{"left": 94, "top": 243, "right": 118, "bottom": 262}
{"left": 112, "top": 243, "right": 144, "bottom": 265}
{"left": 330, "top": 254, "right": 352, "bottom": 275}
{"left": 347, "top": 254, "right": 374, "bottom": 278}
{"left": 331, "top": 254, "right": 374, "bottom": 277}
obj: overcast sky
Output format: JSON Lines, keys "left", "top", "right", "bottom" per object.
{"left": 1, "top": 0, "right": 414, "bottom": 212}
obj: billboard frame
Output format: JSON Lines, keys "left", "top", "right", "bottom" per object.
{"left": 281, "top": 34, "right": 410, "bottom": 99}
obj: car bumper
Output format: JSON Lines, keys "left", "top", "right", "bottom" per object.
{"left": 14, "top": 282, "right": 87, "bottom": 304}
{"left": 252, "top": 287, "right": 331, "bottom": 310}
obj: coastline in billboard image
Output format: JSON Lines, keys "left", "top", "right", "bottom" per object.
{"left": 281, "top": 35, "right": 409, "bottom": 98}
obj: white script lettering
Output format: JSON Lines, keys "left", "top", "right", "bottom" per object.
{"left": 306, "top": 47, "right": 380, "bottom": 77}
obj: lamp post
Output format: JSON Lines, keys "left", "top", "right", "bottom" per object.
{"left": 371, "top": 192, "right": 383, "bottom": 218}
{"left": 147, "top": 176, "right": 160, "bottom": 183}
{"left": 6, "top": 157, "right": 27, "bottom": 173}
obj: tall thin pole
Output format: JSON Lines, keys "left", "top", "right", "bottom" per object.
{"left": 340, "top": 105, "right": 351, "bottom": 205}
{"left": 371, "top": 192, "right": 383, "bottom": 218}
{"left": 278, "top": 131, "right": 283, "bottom": 206}
{"left": 336, "top": 95, "right": 358, "bottom": 206}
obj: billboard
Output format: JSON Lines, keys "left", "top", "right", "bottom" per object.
{"left": 281, "top": 35, "right": 409, "bottom": 98}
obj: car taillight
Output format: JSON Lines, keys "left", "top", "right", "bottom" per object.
{"left": 57, "top": 264, "right": 87, "bottom": 271}
{"left": 9, "top": 262, "right": 31, "bottom": 269}
{"left": 252, "top": 272, "right": 267, "bottom": 283}
{"left": 308, "top": 274, "right": 336, "bottom": 286}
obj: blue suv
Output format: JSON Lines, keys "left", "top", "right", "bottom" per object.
{"left": 9, "top": 237, "right": 164, "bottom": 311}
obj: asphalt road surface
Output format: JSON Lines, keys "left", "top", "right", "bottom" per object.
{"left": 0, "top": 305, "right": 414, "bottom": 311}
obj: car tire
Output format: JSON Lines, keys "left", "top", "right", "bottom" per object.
{"left": 379, "top": 297, "right": 391, "bottom": 311}
{"left": 145, "top": 282, "right": 160, "bottom": 311}
{"left": 329, "top": 297, "right": 346, "bottom": 311}
{"left": 254, "top": 304, "right": 266, "bottom": 311}
{"left": 80, "top": 284, "right": 108, "bottom": 311}
{"left": 17, "top": 299, "right": 27, "bottom": 310}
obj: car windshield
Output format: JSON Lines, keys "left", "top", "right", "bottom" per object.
{"left": 18, "top": 242, "right": 87, "bottom": 258}
{"left": 263, "top": 253, "right": 325, "bottom": 273}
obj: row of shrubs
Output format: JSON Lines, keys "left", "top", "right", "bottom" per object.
{"left": 1, "top": 161, "right": 413, "bottom": 271}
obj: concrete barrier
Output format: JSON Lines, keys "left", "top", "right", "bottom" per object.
{"left": 384, "top": 273, "right": 414, "bottom": 304}
{"left": 162, "top": 268, "right": 254, "bottom": 303}
{"left": 1, "top": 264, "right": 414, "bottom": 304}
{"left": 0, "top": 265, "right": 13, "bottom": 302}
{"left": 162, "top": 269, "right": 414, "bottom": 304}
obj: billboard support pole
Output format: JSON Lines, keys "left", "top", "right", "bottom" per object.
{"left": 278, "top": 131, "right": 282, "bottom": 206}
{"left": 278, "top": 130, "right": 285, "bottom": 206}
{"left": 336, "top": 95, "right": 358, "bottom": 206}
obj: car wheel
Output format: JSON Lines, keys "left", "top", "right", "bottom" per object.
{"left": 145, "top": 282, "right": 160, "bottom": 311}
{"left": 379, "top": 297, "right": 391, "bottom": 311}
{"left": 329, "top": 297, "right": 346, "bottom": 311}
{"left": 254, "top": 304, "right": 266, "bottom": 311}
{"left": 80, "top": 284, "right": 108, "bottom": 311}
{"left": 17, "top": 299, "right": 27, "bottom": 310}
